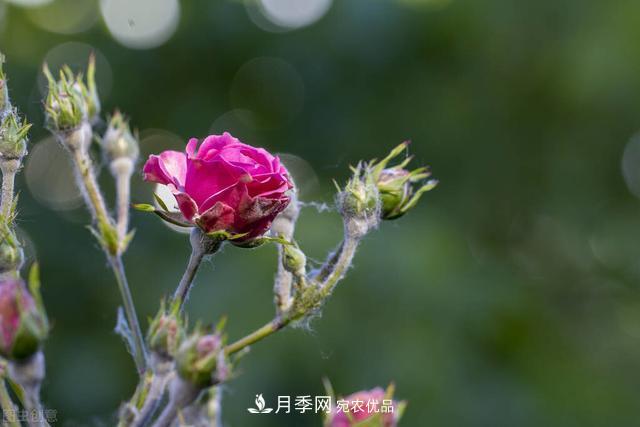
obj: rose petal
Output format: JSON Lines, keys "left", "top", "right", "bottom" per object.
{"left": 143, "top": 150, "right": 187, "bottom": 187}
{"left": 197, "top": 201, "right": 235, "bottom": 233}
{"left": 173, "top": 192, "right": 199, "bottom": 221}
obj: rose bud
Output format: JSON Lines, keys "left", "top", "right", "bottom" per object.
{"left": 371, "top": 141, "right": 437, "bottom": 220}
{"left": 147, "top": 301, "right": 185, "bottom": 361}
{"left": 175, "top": 328, "right": 228, "bottom": 388}
{"left": 0, "top": 277, "right": 48, "bottom": 361}
{"left": 0, "top": 109, "right": 30, "bottom": 162}
{"left": 143, "top": 132, "right": 293, "bottom": 243}
{"left": 327, "top": 386, "right": 406, "bottom": 427}
{"left": 42, "top": 55, "right": 100, "bottom": 133}
{"left": 101, "top": 111, "right": 139, "bottom": 163}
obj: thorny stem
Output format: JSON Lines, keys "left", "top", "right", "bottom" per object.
{"left": 0, "top": 159, "right": 18, "bottom": 222}
{"left": 112, "top": 158, "right": 134, "bottom": 245}
{"left": 0, "top": 379, "right": 18, "bottom": 427}
{"left": 318, "top": 236, "right": 360, "bottom": 296}
{"left": 109, "top": 254, "right": 148, "bottom": 374}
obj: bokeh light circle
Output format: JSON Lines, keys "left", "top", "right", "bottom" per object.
{"left": 621, "top": 133, "right": 640, "bottom": 199}
{"left": 4, "top": 0, "right": 53, "bottom": 7}
{"left": 209, "top": 109, "right": 261, "bottom": 146}
{"left": 277, "top": 153, "right": 319, "bottom": 199}
{"left": 255, "top": 0, "right": 332, "bottom": 31}
{"left": 26, "top": 137, "right": 83, "bottom": 211}
{"left": 26, "top": 0, "right": 98, "bottom": 34}
{"left": 100, "top": 0, "right": 180, "bottom": 49}
{"left": 230, "top": 57, "right": 304, "bottom": 129}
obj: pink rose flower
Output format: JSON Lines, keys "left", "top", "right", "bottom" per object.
{"left": 329, "top": 388, "right": 399, "bottom": 427}
{"left": 143, "top": 132, "right": 292, "bottom": 240}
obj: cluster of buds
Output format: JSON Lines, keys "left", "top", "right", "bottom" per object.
{"left": 325, "top": 385, "right": 406, "bottom": 427}
{"left": 43, "top": 55, "right": 100, "bottom": 134}
{"left": 338, "top": 141, "right": 437, "bottom": 230}
{"left": 101, "top": 111, "right": 139, "bottom": 165}
{"left": 0, "top": 270, "right": 48, "bottom": 361}
{"left": 371, "top": 141, "right": 438, "bottom": 220}
{"left": 175, "top": 325, "right": 229, "bottom": 389}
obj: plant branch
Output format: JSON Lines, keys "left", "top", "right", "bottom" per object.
{"left": 109, "top": 254, "right": 148, "bottom": 374}
{"left": 0, "top": 379, "right": 18, "bottom": 427}
{"left": 224, "top": 317, "right": 288, "bottom": 356}
{"left": 0, "top": 159, "right": 18, "bottom": 222}
{"left": 112, "top": 158, "right": 134, "bottom": 245}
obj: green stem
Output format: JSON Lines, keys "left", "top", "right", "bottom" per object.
{"left": 0, "top": 379, "right": 18, "bottom": 427}
{"left": 0, "top": 159, "right": 18, "bottom": 222}
{"left": 71, "top": 144, "right": 110, "bottom": 227}
{"left": 224, "top": 317, "right": 288, "bottom": 356}
{"left": 109, "top": 254, "right": 148, "bottom": 374}
{"left": 173, "top": 244, "right": 205, "bottom": 310}
{"left": 318, "top": 236, "right": 360, "bottom": 296}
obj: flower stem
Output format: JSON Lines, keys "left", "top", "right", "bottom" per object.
{"left": 173, "top": 228, "right": 221, "bottom": 311}
{"left": 151, "top": 377, "right": 199, "bottom": 427}
{"left": 173, "top": 245, "right": 205, "bottom": 310}
{"left": 132, "top": 372, "right": 171, "bottom": 427}
{"left": 8, "top": 352, "right": 49, "bottom": 427}
{"left": 0, "top": 379, "right": 18, "bottom": 427}
{"left": 318, "top": 236, "right": 360, "bottom": 296}
{"left": 112, "top": 158, "right": 134, "bottom": 245}
{"left": 0, "top": 159, "right": 19, "bottom": 222}
{"left": 109, "top": 254, "right": 148, "bottom": 374}
{"left": 224, "top": 317, "right": 288, "bottom": 356}
{"left": 62, "top": 125, "right": 147, "bottom": 374}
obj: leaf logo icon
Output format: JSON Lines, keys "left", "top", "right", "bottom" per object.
{"left": 248, "top": 394, "right": 273, "bottom": 414}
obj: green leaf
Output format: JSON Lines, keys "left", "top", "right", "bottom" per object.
{"left": 132, "top": 203, "right": 155, "bottom": 212}
{"left": 153, "top": 193, "right": 169, "bottom": 212}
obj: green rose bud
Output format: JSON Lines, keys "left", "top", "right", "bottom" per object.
{"left": 101, "top": 111, "right": 139, "bottom": 163}
{"left": 43, "top": 55, "right": 100, "bottom": 132}
{"left": 147, "top": 301, "right": 184, "bottom": 359}
{"left": 175, "top": 327, "right": 228, "bottom": 388}
{"left": 0, "top": 110, "right": 30, "bottom": 161}
{"left": 371, "top": 141, "right": 438, "bottom": 220}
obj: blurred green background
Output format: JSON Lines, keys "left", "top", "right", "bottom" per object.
{"left": 2, "top": 0, "right": 640, "bottom": 425}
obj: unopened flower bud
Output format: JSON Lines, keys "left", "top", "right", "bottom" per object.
{"left": 175, "top": 329, "right": 228, "bottom": 388}
{"left": 282, "top": 242, "right": 306, "bottom": 275}
{"left": 147, "top": 302, "right": 184, "bottom": 360}
{"left": 0, "top": 277, "right": 48, "bottom": 360}
{"left": 0, "top": 239, "right": 24, "bottom": 273}
{"left": 43, "top": 55, "right": 100, "bottom": 132}
{"left": 371, "top": 141, "right": 437, "bottom": 220}
{"left": 101, "top": 111, "right": 139, "bottom": 163}
{"left": 339, "top": 165, "right": 379, "bottom": 220}
{"left": 0, "top": 110, "right": 30, "bottom": 161}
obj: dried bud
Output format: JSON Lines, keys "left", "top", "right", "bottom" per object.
{"left": 101, "top": 111, "right": 139, "bottom": 163}
{"left": 175, "top": 327, "right": 228, "bottom": 388}
{"left": 0, "top": 109, "right": 30, "bottom": 161}
{"left": 43, "top": 55, "right": 100, "bottom": 132}
{"left": 147, "top": 301, "right": 184, "bottom": 359}
{"left": 0, "top": 275, "right": 48, "bottom": 361}
{"left": 371, "top": 141, "right": 437, "bottom": 220}
{"left": 326, "top": 385, "right": 406, "bottom": 427}
{"left": 0, "top": 53, "right": 10, "bottom": 117}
